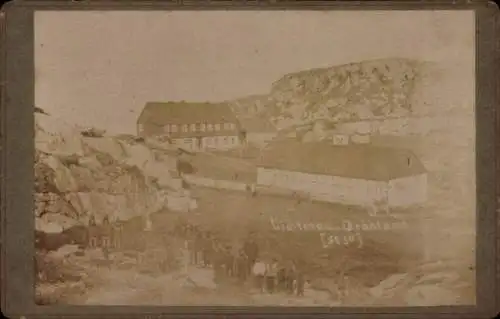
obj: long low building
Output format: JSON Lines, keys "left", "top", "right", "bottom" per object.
{"left": 256, "top": 140, "right": 427, "bottom": 208}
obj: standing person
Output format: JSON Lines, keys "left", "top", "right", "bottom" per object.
{"left": 236, "top": 249, "right": 249, "bottom": 284}
{"left": 193, "top": 226, "right": 203, "bottom": 267}
{"left": 180, "top": 238, "right": 190, "bottom": 276}
{"left": 175, "top": 218, "right": 187, "bottom": 238}
{"left": 286, "top": 261, "right": 297, "bottom": 295}
{"left": 111, "top": 217, "right": 124, "bottom": 250}
{"left": 201, "top": 231, "right": 213, "bottom": 268}
{"left": 223, "top": 244, "right": 235, "bottom": 277}
{"left": 159, "top": 236, "right": 172, "bottom": 273}
{"left": 276, "top": 261, "right": 287, "bottom": 292}
{"left": 338, "top": 273, "right": 350, "bottom": 302}
{"left": 89, "top": 215, "right": 97, "bottom": 226}
{"left": 252, "top": 258, "right": 266, "bottom": 293}
{"left": 185, "top": 225, "right": 196, "bottom": 265}
{"left": 212, "top": 239, "right": 225, "bottom": 284}
{"left": 87, "top": 214, "right": 98, "bottom": 249}
{"left": 295, "top": 262, "right": 306, "bottom": 297}
{"left": 98, "top": 216, "right": 112, "bottom": 262}
{"left": 243, "top": 235, "right": 259, "bottom": 276}
{"left": 101, "top": 216, "right": 112, "bottom": 249}
{"left": 231, "top": 244, "right": 241, "bottom": 277}
{"left": 265, "top": 258, "right": 279, "bottom": 294}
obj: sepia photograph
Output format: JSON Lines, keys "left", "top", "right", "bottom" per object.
{"left": 33, "top": 10, "right": 476, "bottom": 307}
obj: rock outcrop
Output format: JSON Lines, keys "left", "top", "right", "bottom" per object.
{"left": 35, "top": 112, "right": 196, "bottom": 233}
{"left": 230, "top": 58, "right": 446, "bottom": 130}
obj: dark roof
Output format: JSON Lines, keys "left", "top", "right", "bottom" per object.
{"left": 238, "top": 117, "right": 277, "bottom": 133}
{"left": 137, "top": 101, "right": 239, "bottom": 126}
{"left": 257, "top": 139, "right": 426, "bottom": 181}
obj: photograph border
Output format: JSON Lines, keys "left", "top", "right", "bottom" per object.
{"left": 1, "top": 1, "right": 499, "bottom": 318}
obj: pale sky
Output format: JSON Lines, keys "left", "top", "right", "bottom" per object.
{"left": 35, "top": 10, "right": 475, "bottom": 134}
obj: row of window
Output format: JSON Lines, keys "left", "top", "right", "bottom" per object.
{"left": 173, "top": 136, "right": 239, "bottom": 148}
{"left": 164, "top": 122, "right": 236, "bottom": 133}
{"left": 204, "top": 136, "right": 238, "bottom": 146}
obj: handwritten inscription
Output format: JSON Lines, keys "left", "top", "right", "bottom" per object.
{"left": 319, "top": 232, "right": 363, "bottom": 249}
{"left": 269, "top": 216, "right": 409, "bottom": 249}
{"left": 269, "top": 217, "right": 409, "bottom": 233}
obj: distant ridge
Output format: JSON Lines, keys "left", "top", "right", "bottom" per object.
{"left": 228, "top": 57, "right": 442, "bottom": 130}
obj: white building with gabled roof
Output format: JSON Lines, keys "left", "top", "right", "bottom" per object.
{"left": 256, "top": 140, "right": 427, "bottom": 208}
{"left": 137, "top": 101, "right": 242, "bottom": 151}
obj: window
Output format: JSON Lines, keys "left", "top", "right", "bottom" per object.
{"left": 182, "top": 124, "right": 188, "bottom": 133}
{"left": 201, "top": 123, "right": 206, "bottom": 132}
{"left": 190, "top": 124, "right": 196, "bottom": 132}
{"left": 207, "top": 124, "right": 213, "bottom": 131}
{"left": 171, "top": 124, "right": 178, "bottom": 132}
{"left": 214, "top": 123, "right": 221, "bottom": 131}
{"left": 164, "top": 125, "right": 170, "bottom": 133}
{"left": 229, "top": 123, "right": 236, "bottom": 130}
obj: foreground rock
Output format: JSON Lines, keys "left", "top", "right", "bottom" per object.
{"left": 35, "top": 112, "right": 196, "bottom": 233}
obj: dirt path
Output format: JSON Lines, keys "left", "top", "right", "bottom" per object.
{"left": 70, "top": 264, "right": 336, "bottom": 306}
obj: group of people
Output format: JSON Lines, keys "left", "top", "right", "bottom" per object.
{"left": 176, "top": 221, "right": 307, "bottom": 296}
{"left": 251, "top": 257, "right": 306, "bottom": 296}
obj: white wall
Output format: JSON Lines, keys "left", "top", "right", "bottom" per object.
{"left": 258, "top": 167, "right": 426, "bottom": 208}
{"left": 257, "top": 167, "right": 388, "bottom": 207}
{"left": 201, "top": 135, "right": 240, "bottom": 150}
{"left": 184, "top": 174, "right": 247, "bottom": 191}
{"left": 388, "top": 173, "right": 427, "bottom": 207}
{"left": 350, "top": 134, "right": 370, "bottom": 144}
{"left": 172, "top": 137, "right": 198, "bottom": 151}
{"left": 173, "top": 135, "right": 240, "bottom": 151}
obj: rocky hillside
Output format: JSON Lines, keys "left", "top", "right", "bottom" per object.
{"left": 35, "top": 111, "right": 196, "bottom": 233}
{"left": 230, "top": 58, "right": 445, "bottom": 130}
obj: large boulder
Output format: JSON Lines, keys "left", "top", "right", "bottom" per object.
{"left": 34, "top": 113, "right": 196, "bottom": 232}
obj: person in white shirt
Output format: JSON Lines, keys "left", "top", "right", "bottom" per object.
{"left": 252, "top": 259, "right": 266, "bottom": 292}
